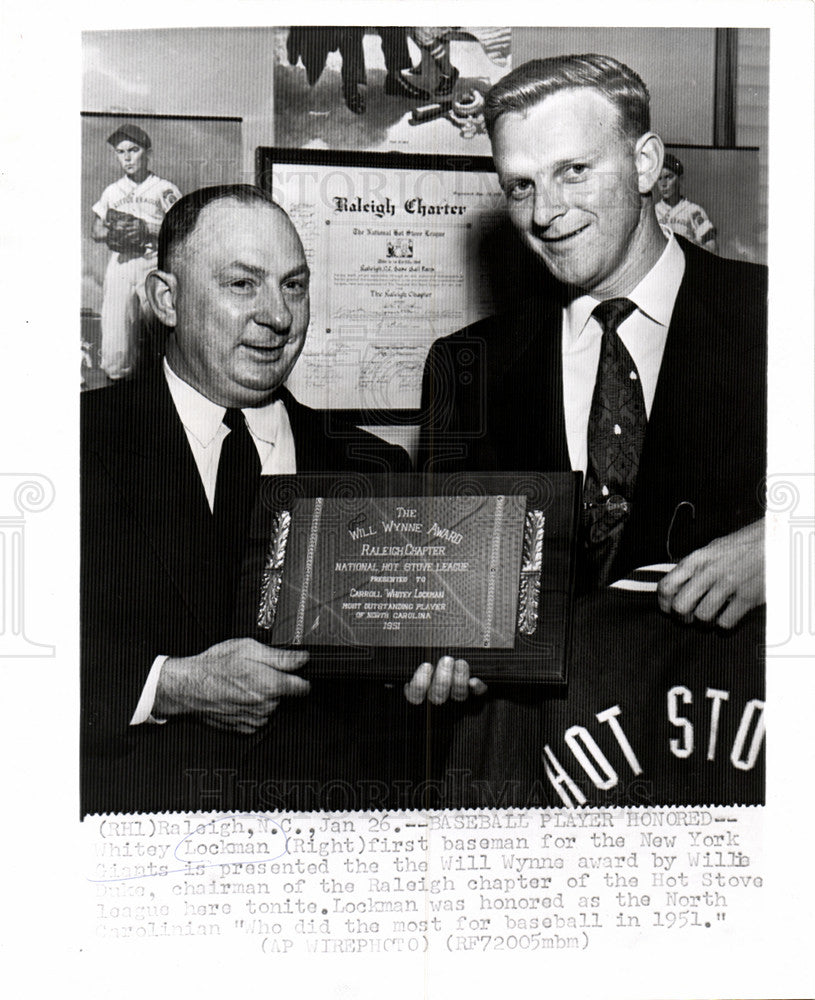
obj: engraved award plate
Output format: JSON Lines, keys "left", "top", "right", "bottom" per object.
{"left": 236, "top": 472, "right": 581, "bottom": 683}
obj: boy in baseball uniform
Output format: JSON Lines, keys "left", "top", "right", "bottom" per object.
{"left": 91, "top": 124, "right": 181, "bottom": 380}
{"left": 655, "top": 153, "right": 718, "bottom": 253}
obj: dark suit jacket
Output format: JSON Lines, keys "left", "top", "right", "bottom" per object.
{"left": 81, "top": 369, "right": 414, "bottom": 814}
{"left": 419, "top": 237, "right": 767, "bottom": 582}
{"left": 415, "top": 238, "right": 767, "bottom": 806}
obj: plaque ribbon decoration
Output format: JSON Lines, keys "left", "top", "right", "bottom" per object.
{"left": 481, "top": 495, "right": 506, "bottom": 647}
{"left": 257, "top": 510, "right": 292, "bottom": 630}
{"left": 517, "top": 510, "right": 545, "bottom": 636}
{"left": 293, "top": 497, "right": 325, "bottom": 644}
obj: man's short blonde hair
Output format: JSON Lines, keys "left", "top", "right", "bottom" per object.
{"left": 485, "top": 53, "right": 651, "bottom": 142}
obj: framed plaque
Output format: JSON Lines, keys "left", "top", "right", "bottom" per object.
{"left": 256, "top": 147, "right": 505, "bottom": 422}
{"left": 235, "top": 471, "right": 581, "bottom": 683}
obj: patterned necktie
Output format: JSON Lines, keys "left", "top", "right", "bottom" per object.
{"left": 214, "top": 408, "right": 262, "bottom": 601}
{"left": 582, "top": 297, "right": 645, "bottom": 587}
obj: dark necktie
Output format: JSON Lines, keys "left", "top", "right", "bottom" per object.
{"left": 214, "top": 408, "right": 262, "bottom": 602}
{"left": 582, "top": 297, "right": 645, "bottom": 587}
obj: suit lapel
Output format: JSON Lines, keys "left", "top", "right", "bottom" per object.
{"left": 498, "top": 294, "right": 570, "bottom": 471}
{"left": 637, "top": 240, "right": 724, "bottom": 488}
{"left": 278, "top": 387, "right": 339, "bottom": 471}
{"left": 96, "top": 371, "right": 221, "bottom": 637}
{"left": 620, "top": 239, "right": 734, "bottom": 566}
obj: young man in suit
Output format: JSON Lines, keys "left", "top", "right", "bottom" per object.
{"left": 82, "top": 185, "right": 416, "bottom": 814}
{"left": 409, "top": 56, "right": 765, "bottom": 805}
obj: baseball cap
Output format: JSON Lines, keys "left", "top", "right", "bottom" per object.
{"left": 662, "top": 153, "right": 683, "bottom": 176}
{"left": 107, "top": 124, "right": 152, "bottom": 150}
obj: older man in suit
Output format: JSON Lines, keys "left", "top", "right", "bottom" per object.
{"left": 82, "top": 185, "right": 415, "bottom": 814}
{"left": 410, "top": 56, "right": 765, "bottom": 805}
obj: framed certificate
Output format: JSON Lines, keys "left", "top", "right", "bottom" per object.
{"left": 235, "top": 471, "right": 581, "bottom": 683}
{"left": 256, "top": 147, "right": 505, "bottom": 421}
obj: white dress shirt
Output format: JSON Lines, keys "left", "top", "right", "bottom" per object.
{"left": 130, "top": 361, "right": 298, "bottom": 725}
{"left": 163, "top": 358, "right": 297, "bottom": 507}
{"left": 562, "top": 229, "right": 686, "bottom": 476}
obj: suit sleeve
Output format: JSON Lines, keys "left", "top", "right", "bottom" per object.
{"left": 735, "top": 264, "right": 767, "bottom": 527}
{"left": 714, "top": 258, "right": 767, "bottom": 534}
{"left": 81, "top": 438, "right": 175, "bottom": 758}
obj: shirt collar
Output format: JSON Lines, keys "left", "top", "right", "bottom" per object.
{"left": 119, "top": 172, "right": 153, "bottom": 193}
{"left": 163, "top": 358, "right": 284, "bottom": 447}
{"left": 564, "top": 226, "right": 686, "bottom": 341}
{"left": 243, "top": 395, "right": 285, "bottom": 445}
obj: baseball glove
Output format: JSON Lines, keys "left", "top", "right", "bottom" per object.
{"left": 105, "top": 208, "right": 151, "bottom": 254}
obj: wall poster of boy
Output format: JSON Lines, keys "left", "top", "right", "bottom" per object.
{"left": 273, "top": 27, "right": 512, "bottom": 154}
{"left": 80, "top": 113, "right": 243, "bottom": 389}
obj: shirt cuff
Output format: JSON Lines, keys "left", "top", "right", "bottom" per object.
{"left": 130, "top": 655, "right": 169, "bottom": 726}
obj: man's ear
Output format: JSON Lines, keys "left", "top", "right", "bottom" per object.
{"left": 634, "top": 132, "right": 665, "bottom": 195}
{"left": 145, "top": 269, "right": 178, "bottom": 327}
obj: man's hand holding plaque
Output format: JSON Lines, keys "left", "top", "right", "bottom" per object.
{"left": 404, "top": 656, "right": 488, "bottom": 705}
{"left": 155, "top": 639, "right": 311, "bottom": 733}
